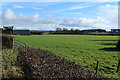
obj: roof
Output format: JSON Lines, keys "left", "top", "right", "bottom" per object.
{"left": 13, "top": 29, "right": 30, "bottom": 31}
{"left": 3, "top": 25, "right": 14, "bottom": 27}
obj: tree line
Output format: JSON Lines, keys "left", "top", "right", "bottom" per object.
{"left": 56, "top": 27, "right": 80, "bottom": 32}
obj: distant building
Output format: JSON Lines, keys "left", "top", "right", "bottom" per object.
{"left": 13, "top": 30, "right": 30, "bottom": 35}
{"left": 82, "top": 29, "right": 106, "bottom": 33}
{"left": 3, "top": 26, "right": 14, "bottom": 34}
{"left": 111, "top": 29, "right": 120, "bottom": 33}
{"left": 2, "top": 25, "right": 30, "bottom": 35}
{"left": 30, "top": 31, "right": 44, "bottom": 35}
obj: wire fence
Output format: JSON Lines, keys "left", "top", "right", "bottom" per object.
{"left": 13, "top": 38, "right": 31, "bottom": 53}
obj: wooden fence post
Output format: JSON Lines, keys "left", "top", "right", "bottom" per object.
{"left": 95, "top": 61, "right": 99, "bottom": 74}
{"left": 13, "top": 38, "right": 18, "bottom": 54}
{"left": 117, "top": 60, "right": 120, "bottom": 72}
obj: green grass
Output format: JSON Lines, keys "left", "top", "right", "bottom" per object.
{"left": 14, "top": 35, "right": 119, "bottom": 78}
{"left": 2, "top": 49, "right": 23, "bottom": 78}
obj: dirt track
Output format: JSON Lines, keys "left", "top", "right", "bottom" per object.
{"left": 18, "top": 47, "right": 107, "bottom": 79}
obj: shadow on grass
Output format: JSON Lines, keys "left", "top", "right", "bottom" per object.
{"left": 101, "top": 43, "right": 116, "bottom": 46}
{"left": 99, "top": 47, "right": 119, "bottom": 51}
{"left": 91, "top": 40, "right": 118, "bottom": 41}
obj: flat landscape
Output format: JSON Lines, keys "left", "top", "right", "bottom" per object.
{"left": 14, "top": 35, "right": 119, "bottom": 78}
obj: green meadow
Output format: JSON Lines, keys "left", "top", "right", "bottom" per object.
{"left": 14, "top": 35, "right": 119, "bottom": 78}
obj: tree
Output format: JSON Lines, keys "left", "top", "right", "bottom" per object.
{"left": 70, "top": 28, "right": 74, "bottom": 32}
{"left": 56, "top": 27, "right": 62, "bottom": 31}
{"left": 63, "top": 27, "right": 68, "bottom": 32}
{"left": 74, "top": 29, "right": 80, "bottom": 32}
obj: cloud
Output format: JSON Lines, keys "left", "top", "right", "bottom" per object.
{"left": 54, "top": 3, "right": 93, "bottom": 13}
{"left": 13, "top": 5, "right": 24, "bottom": 8}
{"left": 3, "top": 8, "right": 16, "bottom": 20}
{"left": 54, "top": 6, "right": 89, "bottom": 13}
{"left": 59, "top": 17, "right": 110, "bottom": 29}
{"left": 98, "top": 4, "right": 118, "bottom": 26}
{"left": 64, "top": 13, "right": 81, "bottom": 15}
{"left": 33, "top": 8, "right": 42, "bottom": 9}
{"left": 69, "top": 6, "right": 89, "bottom": 10}
{"left": 0, "top": 11, "right": 2, "bottom": 15}
{"left": 45, "top": 14, "right": 52, "bottom": 18}
{"left": 99, "top": 4, "right": 117, "bottom": 9}
{"left": 33, "top": 14, "right": 40, "bottom": 21}
{"left": 2, "top": 9, "right": 40, "bottom": 26}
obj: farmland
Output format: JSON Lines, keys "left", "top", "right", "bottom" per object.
{"left": 14, "top": 35, "right": 119, "bottom": 78}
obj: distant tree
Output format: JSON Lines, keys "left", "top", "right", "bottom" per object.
{"left": 56, "top": 27, "right": 62, "bottom": 31}
{"left": 63, "top": 27, "right": 68, "bottom": 32}
{"left": 74, "top": 29, "right": 80, "bottom": 32}
{"left": 70, "top": 28, "right": 74, "bottom": 32}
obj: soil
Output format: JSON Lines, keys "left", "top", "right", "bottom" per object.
{"left": 18, "top": 47, "right": 108, "bottom": 79}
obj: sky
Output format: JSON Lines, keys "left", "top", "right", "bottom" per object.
{"left": 0, "top": 1, "right": 118, "bottom": 31}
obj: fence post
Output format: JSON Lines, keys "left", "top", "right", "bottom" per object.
{"left": 117, "top": 60, "right": 120, "bottom": 72}
{"left": 95, "top": 61, "right": 99, "bottom": 74}
{"left": 13, "top": 38, "right": 18, "bottom": 54}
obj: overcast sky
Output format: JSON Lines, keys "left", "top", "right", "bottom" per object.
{"left": 0, "top": 1, "right": 118, "bottom": 31}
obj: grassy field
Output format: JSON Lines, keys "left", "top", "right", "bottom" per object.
{"left": 14, "top": 35, "right": 119, "bottom": 78}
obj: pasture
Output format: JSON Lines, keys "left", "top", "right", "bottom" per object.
{"left": 14, "top": 35, "right": 119, "bottom": 78}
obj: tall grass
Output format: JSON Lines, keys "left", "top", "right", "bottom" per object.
{"left": 2, "top": 49, "right": 23, "bottom": 78}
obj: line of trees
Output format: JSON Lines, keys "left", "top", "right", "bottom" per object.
{"left": 48, "top": 27, "right": 84, "bottom": 34}
{"left": 56, "top": 27, "right": 80, "bottom": 32}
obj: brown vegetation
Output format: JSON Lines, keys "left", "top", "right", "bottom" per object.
{"left": 1, "top": 35, "right": 14, "bottom": 49}
{"left": 17, "top": 47, "right": 101, "bottom": 79}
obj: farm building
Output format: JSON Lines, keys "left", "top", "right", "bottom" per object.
{"left": 3, "top": 26, "right": 14, "bottom": 34}
{"left": 13, "top": 30, "right": 30, "bottom": 35}
{"left": 1, "top": 25, "right": 30, "bottom": 35}
{"left": 111, "top": 29, "right": 120, "bottom": 33}
{"left": 81, "top": 29, "right": 106, "bottom": 33}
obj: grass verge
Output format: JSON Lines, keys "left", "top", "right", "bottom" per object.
{"left": 2, "top": 49, "right": 23, "bottom": 78}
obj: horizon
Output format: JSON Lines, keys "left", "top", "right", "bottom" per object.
{"left": 1, "top": 26, "right": 116, "bottom": 32}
